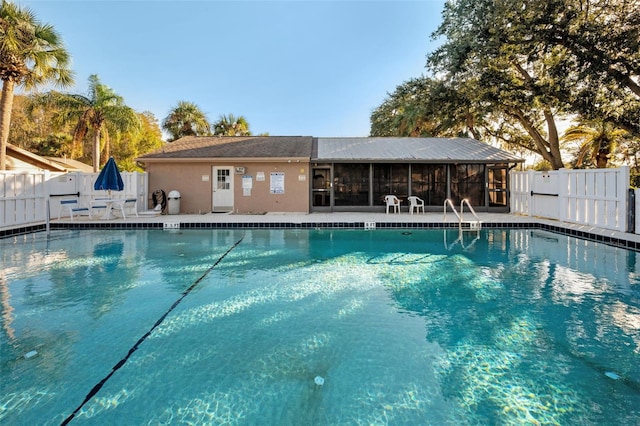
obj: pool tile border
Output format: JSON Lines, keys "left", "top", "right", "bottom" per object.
{"left": 1, "top": 221, "right": 638, "bottom": 252}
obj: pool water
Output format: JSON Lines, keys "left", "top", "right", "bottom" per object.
{"left": 1, "top": 229, "right": 639, "bottom": 425}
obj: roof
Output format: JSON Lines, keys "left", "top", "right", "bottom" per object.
{"left": 138, "top": 136, "right": 314, "bottom": 161}
{"left": 45, "top": 156, "right": 94, "bottom": 173}
{"left": 137, "top": 136, "right": 524, "bottom": 164}
{"left": 314, "top": 137, "right": 524, "bottom": 163}
{"left": 6, "top": 144, "right": 69, "bottom": 172}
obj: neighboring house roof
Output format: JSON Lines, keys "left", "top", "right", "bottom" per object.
{"left": 138, "top": 136, "right": 314, "bottom": 161}
{"left": 44, "top": 156, "right": 94, "bottom": 173}
{"left": 5, "top": 144, "right": 94, "bottom": 172}
{"left": 6, "top": 144, "right": 68, "bottom": 172}
{"left": 314, "top": 137, "right": 524, "bottom": 163}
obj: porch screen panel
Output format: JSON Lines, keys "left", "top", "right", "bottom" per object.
{"left": 373, "top": 164, "right": 409, "bottom": 206}
{"left": 411, "top": 164, "right": 447, "bottom": 206}
{"left": 450, "top": 164, "right": 485, "bottom": 206}
{"left": 333, "top": 164, "right": 370, "bottom": 206}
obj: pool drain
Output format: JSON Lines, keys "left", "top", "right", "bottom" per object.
{"left": 24, "top": 350, "right": 38, "bottom": 359}
{"left": 314, "top": 376, "right": 325, "bottom": 386}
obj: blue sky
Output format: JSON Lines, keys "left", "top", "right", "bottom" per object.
{"left": 21, "top": 0, "right": 445, "bottom": 138}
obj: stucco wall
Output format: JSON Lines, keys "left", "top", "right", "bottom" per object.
{"left": 145, "top": 161, "right": 310, "bottom": 214}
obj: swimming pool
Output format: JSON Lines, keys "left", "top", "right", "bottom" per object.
{"left": 1, "top": 228, "right": 639, "bottom": 425}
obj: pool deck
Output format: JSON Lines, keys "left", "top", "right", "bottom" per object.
{"left": 20, "top": 211, "right": 635, "bottom": 251}
{"left": 1, "top": 211, "right": 638, "bottom": 250}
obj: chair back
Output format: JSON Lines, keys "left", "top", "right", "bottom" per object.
{"left": 384, "top": 195, "right": 398, "bottom": 205}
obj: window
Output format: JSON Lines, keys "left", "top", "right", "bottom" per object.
{"left": 217, "top": 169, "right": 230, "bottom": 190}
{"left": 450, "top": 164, "right": 485, "bottom": 206}
{"left": 373, "top": 164, "right": 409, "bottom": 205}
{"left": 333, "top": 164, "right": 369, "bottom": 206}
{"left": 411, "top": 165, "right": 447, "bottom": 206}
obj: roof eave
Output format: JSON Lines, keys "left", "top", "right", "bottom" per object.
{"left": 138, "top": 156, "right": 311, "bottom": 163}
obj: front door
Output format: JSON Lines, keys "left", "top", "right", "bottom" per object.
{"left": 487, "top": 166, "right": 508, "bottom": 208}
{"left": 312, "top": 167, "right": 331, "bottom": 209}
{"left": 212, "top": 166, "right": 233, "bottom": 212}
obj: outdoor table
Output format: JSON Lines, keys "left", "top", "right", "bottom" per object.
{"left": 92, "top": 198, "right": 117, "bottom": 220}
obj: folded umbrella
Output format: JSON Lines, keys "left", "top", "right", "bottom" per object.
{"left": 94, "top": 157, "right": 124, "bottom": 195}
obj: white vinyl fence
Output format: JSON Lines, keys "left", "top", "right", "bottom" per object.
{"left": 0, "top": 171, "right": 148, "bottom": 229}
{"left": 511, "top": 167, "right": 631, "bottom": 233}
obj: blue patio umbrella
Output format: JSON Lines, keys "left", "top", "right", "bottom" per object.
{"left": 94, "top": 157, "right": 124, "bottom": 195}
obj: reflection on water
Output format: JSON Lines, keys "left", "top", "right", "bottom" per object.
{"left": 0, "top": 229, "right": 638, "bottom": 425}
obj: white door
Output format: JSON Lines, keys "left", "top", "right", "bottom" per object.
{"left": 212, "top": 167, "right": 234, "bottom": 212}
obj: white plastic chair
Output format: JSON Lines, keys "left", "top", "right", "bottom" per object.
{"left": 384, "top": 195, "right": 401, "bottom": 214}
{"left": 408, "top": 196, "right": 425, "bottom": 215}
{"left": 58, "top": 199, "right": 91, "bottom": 221}
{"left": 112, "top": 198, "right": 139, "bottom": 219}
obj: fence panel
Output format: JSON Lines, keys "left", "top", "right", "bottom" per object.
{"left": 1, "top": 171, "right": 148, "bottom": 229}
{"left": 0, "top": 171, "right": 50, "bottom": 227}
{"left": 509, "top": 171, "right": 530, "bottom": 214}
{"left": 509, "top": 167, "right": 630, "bottom": 232}
{"left": 531, "top": 171, "right": 560, "bottom": 219}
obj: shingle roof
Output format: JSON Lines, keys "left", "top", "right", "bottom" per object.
{"left": 314, "top": 137, "right": 524, "bottom": 163}
{"left": 138, "top": 136, "right": 313, "bottom": 159}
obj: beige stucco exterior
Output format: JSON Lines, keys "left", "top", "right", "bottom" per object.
{"left": 144, "top": 159, "right": 310, "bottom": 214}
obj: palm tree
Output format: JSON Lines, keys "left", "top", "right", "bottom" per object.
{"left": 32, "top": 74, "right": 140, "bottom": 171}
{"left": 213, "top": 113, "right": 251, "bottom": 136}
{"left": 0, "top": 0, "right": 73, "bottom": 169}
{"left": 563, "top": 120, "right": 630, "bottom": 169}
{"left": 162, "top": 101, "right": 210, "bottom": 141}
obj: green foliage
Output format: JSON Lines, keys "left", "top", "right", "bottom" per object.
{"left": 532, "top": 160, "right": 552, "bottom": 171}
{"left": 111, "top": 111, "right": 164, "bottom": 171}
{"left": 213, "top": 113, "right": 251, "bottom": 136}
{"left": 372, "top": 0, "right": 640, "bottom": 170}
{"left": 30, "top": 74, "right": 140, "bottom": 171}
{"left": 522, "top": 1, "right": 640, "bottom": 135}
{"left": 162, "top": 101, "right": 210, "bottom": 141}
{"left": 370, "top": 77, "right": 484, "bottom": 139}
{"left": 562, "top": 120, "right": 630, "bottom": 168}
{"left": 0, "top": 0, "right": 73, "bottom": 169}
{"left": 31, "top": 133, "right": 72, "bottom": 157}
{"left": 0, "top": 0, "right": 73, "bottom": 88}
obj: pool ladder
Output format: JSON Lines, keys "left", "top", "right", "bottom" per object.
{"left": 443, "top": 199, "right": 482, "bottom": 250}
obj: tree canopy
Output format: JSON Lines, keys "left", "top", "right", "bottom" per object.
{"left": 371, "top": 0, "right": 640, "bottom": 171}
{"left": 31, "top": 74, "right": 140, "bottom": 171}
{"left": 213, "top": 113, "right": 251, "bottom": 136}
{"left": 0, "top": 0, "right": 73, "bottom": 169}
{"left": 162, "top": 101, "right": 210, "bottom": 141}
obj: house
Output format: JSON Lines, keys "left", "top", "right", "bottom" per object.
{"left": 5, "top": 143, "right": 93, "bottom": 172}
{"left": 137, "top": 136, "right": 524, "bottom": 214}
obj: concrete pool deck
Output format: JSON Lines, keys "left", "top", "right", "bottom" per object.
{"left": 1, "top": 211, "right": 638, "bottom": 251}
{"left": 25, "top": 211, "right": 636, "bottom": 251}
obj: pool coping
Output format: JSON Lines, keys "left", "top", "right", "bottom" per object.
{"left": 3, "top": 213, "right": 639, "bottom": 252}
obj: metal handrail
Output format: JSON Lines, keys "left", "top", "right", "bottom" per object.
{"left": 460, "top": 198, "right": 481, "bottom": 229}
{"left": 443, "top": 199, "right": 461, "bottom": 222}
{"left": 444, "top": 198, "right": 482, "bottom": 237}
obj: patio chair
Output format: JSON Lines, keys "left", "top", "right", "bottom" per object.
{"left": 58, "top": 198, "right": 91, "bottom": 221}
{"left": 112, "top": 198, "right": 139, "bottom": 219}
{"left": 384, "top": 195, "right": 401, "bottom": 214}
{"left": 89, "top": 197, "right": 110, "bottom": 218}
{"left": 407, "top": 196, "right": 425, "bottom": 215}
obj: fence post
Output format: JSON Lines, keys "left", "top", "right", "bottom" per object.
{"left": 618, "top": 166, "right": 629, "bottom": 232}
{"left": 557, "top": 169, "right": 568, "bottom": 223}
{"left": 629, "top": 188, "right": 636, "bottom": 234}
{"left": 526, "top": 170, "right": 533, "bottom": 216}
